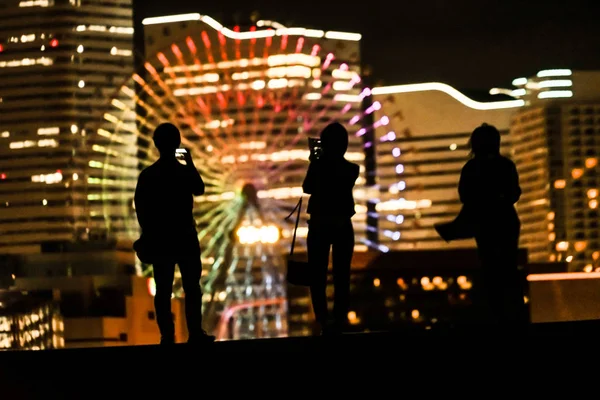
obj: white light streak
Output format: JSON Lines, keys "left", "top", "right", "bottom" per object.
{"left": 538, "top": 90, "right": 573, "bottom": 99}
{"left": 142, "top": 13, "right": 359, "bottom": 41}
{"left": 372, "top": 82, "right": 525, "bottom": 110}
{"left": 536, "top": 69, "right": 572, "bottom": 78}
{"left": 537, "top": 79, "right": 573, "bottom": 88}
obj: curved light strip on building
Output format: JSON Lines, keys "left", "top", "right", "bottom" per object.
{"left": 142, "top": 13, "right": 360, "bottom": 41}
{"left": 371, "top": 82, "right": 525, "bottom": 110}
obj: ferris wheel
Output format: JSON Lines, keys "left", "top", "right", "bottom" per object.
{"left": 88, "top": 21, "right": 392, "bottom": 337}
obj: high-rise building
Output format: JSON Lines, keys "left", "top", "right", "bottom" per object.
{"left": 370, "top": 83, "right": 523, "bottom": 251}
{"left": 0, "top": 291, "right": 65, "bottom": 350}
{"left": 0, "top": 0, "right": 135, "bottom": 258}
{"left": 508, "top": 69, "right": 600, "bottom": 271}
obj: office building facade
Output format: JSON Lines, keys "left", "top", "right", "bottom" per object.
{"left": 371, "top": 83, "right": 522, "bottom": 252}
{"left": 0, "top": 0, "right": 135, "bottom": 257}
{"left": 508, "top": 69, "right": 600, "bottom": 271}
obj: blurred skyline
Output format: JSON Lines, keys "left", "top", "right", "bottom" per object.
{"left": 133, "top": 0, "right": 600, "bottom": 92}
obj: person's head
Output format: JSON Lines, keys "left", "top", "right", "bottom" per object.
{"left": 320, "top": 122, "right": 349, "bottom": 159}
{"left": 469, "top": 123, "right": 501, "bottom": 157}
{"left": 153, "top": 123, "right": 181, "bottom": 157}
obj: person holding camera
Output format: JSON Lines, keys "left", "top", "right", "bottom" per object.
{"left": 134, "top": 123, "right": 215, "bottom": 345}
{"left": 302, "top": 122, "right": 360, "bottom": 335}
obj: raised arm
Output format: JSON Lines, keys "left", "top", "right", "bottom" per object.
{"left": 302, "top": 160, "right": 320, "bottom": 194}
{"left": 184, "top": 151, "right": 205, "bottom": 196}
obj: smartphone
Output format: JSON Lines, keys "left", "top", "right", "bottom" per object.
{"left": 308, "top": 137, "right": 322, "bottom": 159}
{"left": 175, "top": 148, "right": 187, "bottom": 158}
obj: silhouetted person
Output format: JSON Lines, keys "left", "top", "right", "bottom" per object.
{"left": 438, "top": 123, "right": 525, "bottom": 327}
{"left": 302, "top": 122, "right": 360, "bottom": 335}
{"left": 134, "top": 123, "right": 214, "bottom": 345}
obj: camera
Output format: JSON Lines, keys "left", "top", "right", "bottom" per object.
{"left": 175, "top": 148, "right": 187, "bottom": 159}
{"left": 308, "top": 137, "right": 322, "bottom": 160}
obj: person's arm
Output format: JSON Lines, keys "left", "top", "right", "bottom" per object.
{"left": 183, "top": 150, "right": 205, "bottom": 196}
{"left": 351, "top": 163, "right": 360, "bottom": 187}
{"left": 458, "top": 161, "right": 475, "bottom": 205}
{"left": 134, "top": 171, "right": 150, "bottom": 232}
{"left": 302, "top": 160, "right": 320, "bottom": 194}
{"left": 503, "top": 160, "right": 521, "bottom": 204}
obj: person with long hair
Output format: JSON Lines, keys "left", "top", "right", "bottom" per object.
{"left": 456, "top": 123, "right": 525, "bottom": 327}
{"left": 302, "top": 122, "right": 360, "bottom": 335}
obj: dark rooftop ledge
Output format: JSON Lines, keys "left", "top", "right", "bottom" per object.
{"left": 0, "top": 321, "right": 598, "bottom": 395}
{"left": 2, "top": 320, "right": 600, "bottom": 360}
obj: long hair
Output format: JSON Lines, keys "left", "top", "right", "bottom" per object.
{"left": 469, "top": 123, "right": 501, "bottom": 158}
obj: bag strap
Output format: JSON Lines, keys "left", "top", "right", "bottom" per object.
{"left": 285, "top": 197, "right": 303, "bottom": 256}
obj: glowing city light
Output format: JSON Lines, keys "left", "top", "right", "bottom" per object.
{"left": 236, "top": 225, "right": 281, "bottom": 245}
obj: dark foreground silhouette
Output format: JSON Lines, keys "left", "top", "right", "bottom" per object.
{"left": 302, "top": 122, "right": 360, "bottom": 335}
{"left": 436, "top": 123, "right": 526, "bottom": 327}
{"left": 134, "top": 123, "right": 214, "bottom": 344}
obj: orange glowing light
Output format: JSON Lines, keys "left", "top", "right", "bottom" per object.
{"left": 586, "top": 158, "right": 598, "bottom": 169}
{"left": 572, "top": 169, "right": 584, "bottom": 179}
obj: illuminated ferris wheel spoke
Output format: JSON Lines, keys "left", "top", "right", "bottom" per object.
{"left": 175, "top": 39, "right": 254, "bottom": 163}
{"left": 129, "top": 74, "right": 227, "bottom": 179}
{"left": 145, "top": 60, "right": 228, "bottom": 159}
{"left": 198, "top": 198, "right": 243, "bottom": 243}
{"left": 195, "top": 201, "right": 236, "bottom": 237}
{"left": 108, "top": 105, "right": 224, "bottom": 183}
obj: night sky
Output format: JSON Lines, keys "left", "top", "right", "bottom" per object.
{"left": 133, "top": 0, "right": 600, "bottom": 93}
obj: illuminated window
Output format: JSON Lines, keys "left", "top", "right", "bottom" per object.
{"left": 556, "top": 241, "right": 569, "bottom": 251}
{"left": 373, "top": 278, "right": 380, "bottom": 287}
{"left": 584, "top": 264, "right": 593, "bottom": 273}
{"left": 347, "top": 311, "right": 360, "bottom": 325}
{"left": 547, "top": 211, "right": 555, "bottom": 220}
{"left": 572, "top": 168, "right": 584, "bottom": 179}
{"left": 554, "top": 179, "right": 566, "bottom": 189}
{"left": 588, "top": 189, "right": 599, "bottom": 199}
{"left": 574, "top": 241, "right": 587, "bottom": 252}
{"left": 590, "top": 199, "right": 598, "bottom": 209}
{"left": 586, "top": 158, "right": 598, "bottom": 169}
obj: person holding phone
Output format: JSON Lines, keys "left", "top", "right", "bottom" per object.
{"left": 302, "top": 122, "right": 360, "bottom": 335}
{"left": 134, "top": 122, "right": 215, "bottom": 345}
